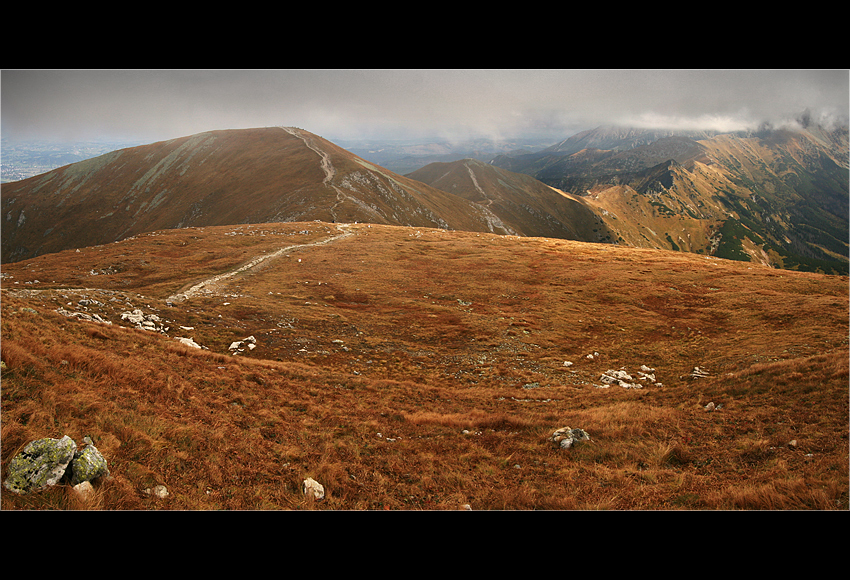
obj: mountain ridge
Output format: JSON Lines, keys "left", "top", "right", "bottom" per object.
{"left": 2, "top": 123, "right": 847, "bottom": 275}
{"left": 488, "top": 124, "right": 849, "bottom": 274}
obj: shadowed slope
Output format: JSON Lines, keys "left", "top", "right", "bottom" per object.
{"left": 407, "top": 158, "right": 615, "bottom": 242}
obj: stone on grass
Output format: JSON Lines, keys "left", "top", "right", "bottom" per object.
{"left": 3, "top": 435, "right": 77, "bottom": 494}
{"left": 145, "top": 485, "right": 169, "bottom": 499}
{"left": 551, "top": 427, "right": 591, "bottom": 449}
{"left": 175, "top": 337, "right": 203, "bottom": 349}
{"left": 70, "top": 437, "right": 111, "bottom": 485}
{"left": 303, "top": 477, "right": 325, "bottom": 500}
{"left": 73, "top": 481, "right": 95, "bottom": 500}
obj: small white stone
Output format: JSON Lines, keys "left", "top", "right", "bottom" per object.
{"left": 73, "top": 481, "right": 95, "bottom": 500}
{"left": 145, "top": 484, "right": 169, "bottom": 498}
{"left": 303, "top": 477, "right": 325, "bottom": 500}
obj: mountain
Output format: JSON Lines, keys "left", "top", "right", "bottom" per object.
{"left": 490, "top": 124, "right": 850, "bottom": 274}
{"left": 1, "top": 127, "right": 513, "bottom": 263}
{"left": 406, "top": 158, "right": 615, "bottom": 243}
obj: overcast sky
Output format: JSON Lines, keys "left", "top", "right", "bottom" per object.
{"left": 2, "top": 69, "right": 847, "bottom": 145}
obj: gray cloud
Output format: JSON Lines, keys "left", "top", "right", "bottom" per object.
{"left": 2, "top": 69, "right": 847, "bottom": 144}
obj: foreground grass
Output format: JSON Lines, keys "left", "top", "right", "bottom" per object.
{"left": 2, "top": 223, "right": 847, "bottom": 510}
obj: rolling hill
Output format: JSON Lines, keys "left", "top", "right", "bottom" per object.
{"left": 1, "top": 221, "right": 847, "bottom": 509}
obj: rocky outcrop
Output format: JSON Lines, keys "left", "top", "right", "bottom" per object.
{"left": 56, "top": 307, "right": 112, "bottom": 325}
{"left": 175, "top": 336, "right": 205, "bottom": 349}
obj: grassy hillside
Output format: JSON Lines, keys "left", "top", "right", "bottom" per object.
{"left": 2, "top": 222, "right": 847, "bottom": 509}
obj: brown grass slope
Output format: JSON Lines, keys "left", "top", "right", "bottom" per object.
{"left": 407, "top": 158, "right": 616, "bottom": 243}
{"left": 2, "top": 222, "right": 848, "bottom": 510}
{"left": 1, "top": 127, "right": 506, "bottom": 264}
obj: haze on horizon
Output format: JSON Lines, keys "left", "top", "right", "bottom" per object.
{"left": 2, "top": 69, "right": 848, "bottom": 146}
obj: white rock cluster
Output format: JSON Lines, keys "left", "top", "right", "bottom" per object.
{"left": 229, "top": 335, "right": 257, "bottom": 354}
{"left": 56, "top": 307, "right": 112, "bottom": 324}
{"left": 597, "top": 365, "right": 661, "bottom": 389}
{"left": 121, "top": 309, "right": 168, "bottom": 333}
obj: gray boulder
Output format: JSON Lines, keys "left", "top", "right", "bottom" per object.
{"left": 3, "top": 435, "right": 77, "bottom": 494}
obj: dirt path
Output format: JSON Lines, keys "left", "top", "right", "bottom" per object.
{"left": 280, "top": 126, "right": 385, "bottom": 223}
{"left": 166, "top": 223, "right": 356, "bottom": 304}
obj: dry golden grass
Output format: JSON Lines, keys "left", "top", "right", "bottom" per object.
{"left": 2, "top": 222, "right": 847, "bottom": 510}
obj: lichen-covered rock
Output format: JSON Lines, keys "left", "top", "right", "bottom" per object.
{"left": 70, "top": 437, "right": 110, "bottom": 485}
{"left": 3, "top": 435, "right": 77, "bottom": 494}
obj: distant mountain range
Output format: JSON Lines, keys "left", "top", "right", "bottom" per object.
{"left": 2, "top": 123, "right": 847, "bottom": 274}
{"left": 488, "top": 124, "right": 849, "bottom": 274}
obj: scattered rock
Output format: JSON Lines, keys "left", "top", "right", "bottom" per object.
{"left": 551, "top": 427, "right": 591, "bottom": 449}
{"left": 229, "top": 335, "right": 257, "bottom": 354}
{"left": 175, "top": 337, "right": 205, "bottom": 349}
{"left": 688, "top": 366, "right": 711, "bottom": 379}
{"left": 145, "top": 484, "right": 169, "bottom": 499}
{"left": 563, "top": 361, "right": 573, "bottom": 367}
{"left": 303, "top": 477, "right": 325, "bottom": 500}
{"left": 599, "top": 369, "right": 643, "bottom": 389}
{"left": 3, "top": 435, "right": 78, "bottom": 494}
{"left": 704, "top": 402, "right": 715, "bottom": 412}
{"left": 121, "top": 309, "right": 168, "bottom": 333}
